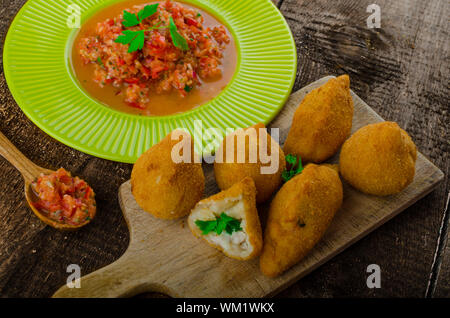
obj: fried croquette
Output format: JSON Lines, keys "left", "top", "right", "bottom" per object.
{"left": 260, "top": 164, "right": 343, "bottom": 277}
{"left": 214, "top": 123, "right": 286, "bottom": 203}
{"left": 131, "top": 130, "right": 205, "bottom": 219}
{"left": 284, "top": 75, "right": 354, "bottom": 163}
{"left": 188, "top": 177, "right": 263, "bottom": 260}
{"left": 339, "top": 122, "right": 417, "bottom": 196}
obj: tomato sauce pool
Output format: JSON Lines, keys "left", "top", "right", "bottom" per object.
{"left": 71, "top": 0, "right": 238, "bottom": 116}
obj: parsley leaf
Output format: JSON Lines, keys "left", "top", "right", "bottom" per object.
{"left": 282, "top": 154, "right": 304, "bottom": 182}
{"left": 195, "top": 219, "right": 218, "bottom": 235}
{"left": 115, "top": 30, "right": 145, "bottom": 53}
{"left": 169, "top": 17, "right": 189, "bottom": 51}
{"left": 215, "top": 217, "right": 227, "bottom": 235}
{"left": 286, "top": 153, "right": 297, "bottom": 165}
{"left": 221, "top": 214, "right": 243, "bottom": 235}
{"left": 115, "top": 30, "right": 136, "bottom": 44}
{"left": 122, "top": 4, "right": 159, "bottom": 28}
{"left": 115, "top": 6, "right": 189, "bottom": 53}
{"left": 138, "top": 4, "right": 159, "bottom": 22}
{"left": 128, "top": 30, "right": 145, "bottom": 52}
{"left": 195, "top": 213, "right": 243, "bottom": 236}
{"left": 122, "top": 10, "right": 140, "bottom": 27}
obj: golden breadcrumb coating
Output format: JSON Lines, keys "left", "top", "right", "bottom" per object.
{"left": 260, "top": 164, "right": 343, "bottom": 277}
{"left": 284, "top": 75, "right": 354, "bottom": 163}
{"left": 339, "top": 121, "right": 417, "bottom": 196}
{"left": 188, "top": 177, "right": 263, "bottom": 260}
{"left": 214, "top": 123, "right": 286, "bottom": 203}
{"left": 131, "top": 130, "right": 204, "bottom": 219}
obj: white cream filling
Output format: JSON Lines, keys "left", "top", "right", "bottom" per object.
{"left": 190, "top": 195, "right": 253, "bottom": 258}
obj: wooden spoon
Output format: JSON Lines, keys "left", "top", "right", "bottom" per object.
{"left": 0, "top": 131, "right": 91, "bottom": 231}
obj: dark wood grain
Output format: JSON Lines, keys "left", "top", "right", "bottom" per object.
{"left": 432, "top": 193, "right": 450, "bottom": 297}
{"left": 276, "top": 0, "right": 449, "bottom": 297}
{"left": 0, "top": 1, "right": 131, "bottom": 298}
{"left": 435, "top": 240, "right": 450, "bottom": 297}
{"left": 0, "top": 0, "right": 448, "bottom": 298}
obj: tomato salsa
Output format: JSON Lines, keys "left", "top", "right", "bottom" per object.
{"left": 72, "top": 0, "right": 237, "bottom": 116}
{"left": 31, "top": 168, "right": 96, "bottom": 226}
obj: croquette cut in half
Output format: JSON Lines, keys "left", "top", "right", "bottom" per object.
{"left": 131, "top": 130, "right": 205, "bottom": 219}
{"left": 284, "top": 75, "right": 354, "bottom": 163}
{"left": 339, "top": 121, "right": 417, "bottom": 196}
{"left": 188, "top": 177, "right": 263, "bottom": 260}
{"left": 214, "top": 123, "right": 286, "bottom": 204}
{"left": 260, "top": 164, "right": 343, "bottom": 277}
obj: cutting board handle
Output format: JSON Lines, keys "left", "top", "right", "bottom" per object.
{"left": 52, "top": 252, "right": 166, "bottom": 298}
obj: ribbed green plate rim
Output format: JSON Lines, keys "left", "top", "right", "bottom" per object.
{"left": 4, "top": 0, "right": 297, "bottom": 163}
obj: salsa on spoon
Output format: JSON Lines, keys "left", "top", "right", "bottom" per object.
{"left": 30, "top": 168, "right": 96, "bottom": 227}
{"left": 0, "top": 131, "right": 96, "bottom": 230}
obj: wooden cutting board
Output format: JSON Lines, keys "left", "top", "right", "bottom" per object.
{"left": 53, "top": 76, "right": 444, "bottom": 298}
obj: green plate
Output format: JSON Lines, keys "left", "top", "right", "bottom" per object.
{"left": 4, "top": 0, "right": 296, "bottom": 163}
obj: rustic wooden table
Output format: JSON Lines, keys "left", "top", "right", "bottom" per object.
{"left": 0, "top": 0, "right": 448, "bottom": 298}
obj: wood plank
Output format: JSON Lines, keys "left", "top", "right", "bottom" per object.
{"left": 0, "top": 0, "right": 117, "bottom": 295}
{"left": 0, "top": 0, "right": 448, "bottom": 298}
{"left": 433, "top": 193, "right": 450, "bottom": 297}
{"left": 53, "top": 76, "right": 443, "bottom": 298}
{"left": 434, "top": 236, "right": 450, "bottom": 297}
{"left": 277, "top": 0, "right": 449, "bottom": 297}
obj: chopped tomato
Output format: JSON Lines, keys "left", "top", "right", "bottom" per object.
{"left": 141, "top": 66, "right": 151, "bottom": 78}
{"left": 128, "top": 101, "right": 146, "bottom": 109}
{"left": 31, "top": 168, "right": 96, "bottom": 226}
{"left": 185, "top": 18, "right": 198, "bottom": 27}
{"left": 78, "top": 0, "right": 230, "bottom": 109}
{"left": 124, "top": 78, "right": 139, "bottom": 84}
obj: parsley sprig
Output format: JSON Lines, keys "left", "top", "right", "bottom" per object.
{"left": 114, "top": 4, "right": 189, "bottom": 53}
{"left": 282, "top": 154, "right": 304, "bottom": 182}
{"left": 168, "top": 17, "right": 189, "bottom": 51}
{"left": 123, "top": 4, "right": 158, "bottom": 27}
{"left": 195, "top": 213, "right": 243, "bottom": 236}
